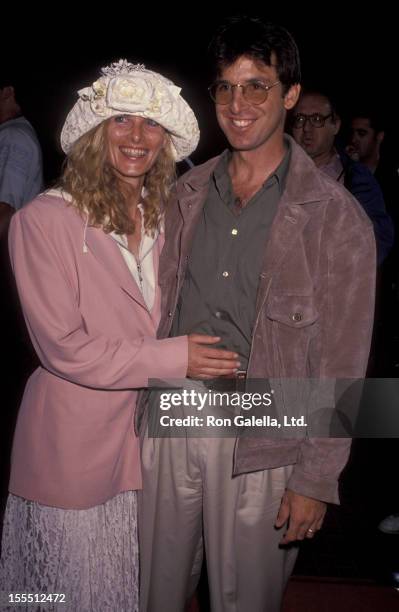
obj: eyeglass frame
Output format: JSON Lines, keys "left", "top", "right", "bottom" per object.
{"left": 292, "top": 113, "right": 334, "bottom": 129}
{"left": 208, "top": 79, "right": 281, "bottom": 105}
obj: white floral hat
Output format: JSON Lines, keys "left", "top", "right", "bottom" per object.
{"left": 61, "top": 59, "right": 200, "bottom": 161}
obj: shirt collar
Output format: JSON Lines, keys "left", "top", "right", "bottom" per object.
{"left": 212, "top": 136, "right": 292, "bottom": 200}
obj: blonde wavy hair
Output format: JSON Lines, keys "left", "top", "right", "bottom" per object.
{"left": 58, "top": 119, "right": 176, "bottom": 236}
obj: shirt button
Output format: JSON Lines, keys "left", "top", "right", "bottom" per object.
{"left": 168, "top": 311, "right": 173, "bottom": 317}
{"left": 231, "top": 228, "right": 238, "bottom": 236}
{"left": 292, "top": 312, "right": 302, "bottom": 322}
{"left": 215, "top": 310, "right": 222, "bottom": 319}
{"left": 222, "top": 271, "right": 229, "bottom": 278}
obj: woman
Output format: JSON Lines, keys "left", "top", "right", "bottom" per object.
{"left": 0, "top": 60, "right": 239, "bottom": 611}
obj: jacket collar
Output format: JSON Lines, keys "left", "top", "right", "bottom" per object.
{"left": 85, "top": 226, "right": 150, "bottom": 310}
{"left": 180, "top": 135, "right": 331, "bottom": 206}
{"left": 46, "top": 187, "right": 151, "bottom": 311}
{"left": 176, "top": 136, "right": 328, "bottom": 312}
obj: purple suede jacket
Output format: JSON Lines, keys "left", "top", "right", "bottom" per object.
{"left": 155, "top": 136, "right": 376, "bottom": 504}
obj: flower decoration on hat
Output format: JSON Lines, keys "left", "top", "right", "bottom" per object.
{"left": 61, "top": 59, "right": 199, "bottom": 161}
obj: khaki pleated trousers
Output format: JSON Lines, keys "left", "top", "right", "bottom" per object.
{"left": 138, "top": 432, "right": 297, "bottom": 612}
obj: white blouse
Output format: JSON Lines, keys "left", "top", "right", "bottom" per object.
{"left": 110, "top": 204, "right": 159, "bottom": 311}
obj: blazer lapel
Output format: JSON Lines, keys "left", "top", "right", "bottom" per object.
{"left": 85, "top": 226, "right": 148, "bottom": 310}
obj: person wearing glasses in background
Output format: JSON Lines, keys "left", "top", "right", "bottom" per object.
{"left": 291, "top": 89, "right": 394, "bottom": 264}
{"left": 138, "top": 17, "right": 376, "bottom": 612}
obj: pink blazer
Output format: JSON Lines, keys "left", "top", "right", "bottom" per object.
{"left": 8, "top": 193, "right": 188, "bottom": 509}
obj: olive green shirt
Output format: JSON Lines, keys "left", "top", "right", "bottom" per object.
{"left": 172, "top": 143, "right": 291, "bottom": 369}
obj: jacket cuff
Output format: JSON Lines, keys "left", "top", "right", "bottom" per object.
{"left": 157, "top": 335, "right": 188, "bottom": 380}
{"left": 287, "top": 467, "right": 340, "bottom": 504}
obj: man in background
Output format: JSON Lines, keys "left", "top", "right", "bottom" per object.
{"left": 291, "top": 90, "right": 393, "bottom": 264}
{"left": 0, "top": 76, "right": 43, "bottom": 238}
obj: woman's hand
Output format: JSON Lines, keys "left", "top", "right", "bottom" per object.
{"left": 187, "top": 334, "right": 240, "bottom": 379}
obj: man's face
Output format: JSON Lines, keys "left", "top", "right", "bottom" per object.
{"left": 349, "top": 117, "right": 382, "bottom": 163}
{"left": 214, "top": 55, "right": 299, "bottom": 154}
{"left": 292, "top": 94, "right": 340, "bottom": 162}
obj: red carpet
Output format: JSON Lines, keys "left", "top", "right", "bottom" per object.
{"left": 282, "top": 576, "right": 399, "bottom": 611}
{"left": 188, "top": 577, "right": 399, "bottom": 611}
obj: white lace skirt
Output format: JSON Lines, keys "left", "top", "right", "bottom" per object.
{"left": 0, "top": 491, "right": 138, "bottom": 611}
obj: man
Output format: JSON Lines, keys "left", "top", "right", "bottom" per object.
{"left": 0, "top": 78, "right": 43, "bottom": 238}
{"left": 348, "top": 116, "right": 399, "bottom": 533}
{"left": 138, "top": 17, "right": 376, "bottom": 612}
{"left": 348, "top": 111, "right": 399, "bottom": 228}
{"left": 291, "top": 90, "right": 393, "bottom": 264}
{"left": 347, "top": 112, "right": 385, "bottom": 173}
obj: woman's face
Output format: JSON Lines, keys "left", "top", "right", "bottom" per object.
{"left": 106, "top": 115, "right": 166, "bottom": 185}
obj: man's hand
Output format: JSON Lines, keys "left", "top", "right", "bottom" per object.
{"left": 187, "top": 334, "right": 240, "bottom": 379}
{"left": 275, "top": 489, "right": 327, "bottom": 545}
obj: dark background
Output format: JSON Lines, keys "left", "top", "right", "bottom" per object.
{"left": 4, "top": 8, "right": 399, "bottom": 183}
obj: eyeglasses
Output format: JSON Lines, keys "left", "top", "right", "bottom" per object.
{"left": 208, "top": 79, "right": 281, "bottom": 105}
{"left": 292, "top": 113, "right": 333, "bottom": 129}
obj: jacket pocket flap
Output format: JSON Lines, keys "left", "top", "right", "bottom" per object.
{"left": 266, "top": 295, "right": 319, "bottom": 328}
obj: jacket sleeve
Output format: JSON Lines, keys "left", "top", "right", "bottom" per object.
{"left": 8, "top": 206, "right": 188, "bottom": 390}
{"left": 345, "top": 161, "right": 394, "bottom": 264}
{"left": 287, "top": 215, "right": 376, "bottom": 504}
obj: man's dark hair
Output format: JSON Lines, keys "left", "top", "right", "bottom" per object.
{"left": 208, "top": 16, "right": 301, "bottom": 93}
{"left": 351, "top": 109, "right": 385, "bottom": 134}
